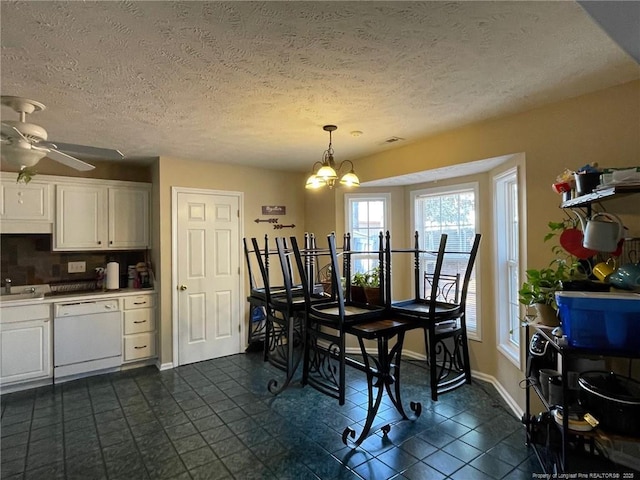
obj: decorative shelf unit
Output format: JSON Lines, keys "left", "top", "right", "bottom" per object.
{"left": 560, "top": 185, "right": 640, "bottom": 209}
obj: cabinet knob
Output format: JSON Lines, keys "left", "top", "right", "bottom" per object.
{"left": 98, "top": 241, "right": 102, "bottom": 245}
{"left": 179, "top": 285, "right": 187, "bottom": 291}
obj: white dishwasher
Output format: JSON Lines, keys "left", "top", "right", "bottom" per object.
{"left": 54, "top": 299, "right": 122, "bottom": 380}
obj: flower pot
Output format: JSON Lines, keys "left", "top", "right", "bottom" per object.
{"left": 350, "top": 286, "right": 367, "bottom": 303}
{"left": 535, "top": 303, "right": 559, "bottom": 327}
{"left": 363, "top": 286, "right": 381, "bottom": 305}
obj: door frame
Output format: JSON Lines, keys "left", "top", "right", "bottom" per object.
{"left": 171, "top": 186, "right": 245, "bottom": 367}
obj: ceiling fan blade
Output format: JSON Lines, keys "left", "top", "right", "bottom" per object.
{"left": 45, "top": 148, "right": 96, "bottom": 171}
{"left": 1, "top": 121, "right": 29, "bottom": 142}
{"left": 45, "top": 141, "right": 124, "bottom": 160}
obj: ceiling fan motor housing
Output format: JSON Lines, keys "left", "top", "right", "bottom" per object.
{"left": 3, "top": 120, "right": 48, "bottom": 142}
{"left": 1, "top": 140, "right": 47, "bottom": 167}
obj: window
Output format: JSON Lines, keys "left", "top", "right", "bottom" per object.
{"left": 412, "top": 184, "right": 480, "bottom": 339}
{"left": 494, "top": 167, "right": 521, "bottom": 366}
{"left": 345, "top": 194, "right": 389, "bottom": 274}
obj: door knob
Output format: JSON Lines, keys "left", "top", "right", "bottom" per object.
{"left": 179, "top": 285, "right": 187, "bottom": 291}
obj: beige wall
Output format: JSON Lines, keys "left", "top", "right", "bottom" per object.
{"left": 0, "top": 157, "right": 152, "bottom": 182}
{"left": 154, "top": 156, "right": 305, "bottom": 365}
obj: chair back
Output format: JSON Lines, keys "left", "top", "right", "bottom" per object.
{"left": 426, "top": 234, "right": 449, "bottom": 314}
{"left": 428, "top": 233, "right": 481, "bottom": 318}
{"left": 424, "top": 272, "right": 460, "bottom": 304}
{"left": 327, "top": 233, "right": 347, "bottom": 318}
{"left": 243, "top": 237, "right": 263, "bottom": 294}
{"left": 289, "top": 233, "right": 345, "bottom": 305}
{"left": 275, "top": 236, "right": 305, "bottom": 308}
{"left": 457, "top": 233, "right": 481, "bottom": 314}
{"left": 250, "top": 236, "right": 273, "bottom": 304}
{"left": 290, "top": 232, "right": 347, "bottom": 322}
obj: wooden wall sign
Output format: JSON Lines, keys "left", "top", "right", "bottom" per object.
{"left": 261, "top": 205, "right": 286, "bottom": 215}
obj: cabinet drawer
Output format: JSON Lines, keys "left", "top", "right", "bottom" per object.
{"left": 123, "top": 295, "right": 155, "bottom": 310}
{"left": 123, "top": 308, "right": 155, "bottom": 334}
{"left": 123, "top": 333, "right": 156, "bottom": 362}
{"left": 1, "top": 304, "right": 51, "bottom": 323}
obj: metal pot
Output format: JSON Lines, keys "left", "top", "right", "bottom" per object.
{"left": 578, "top": 371, "right": 640, "bottom": 436}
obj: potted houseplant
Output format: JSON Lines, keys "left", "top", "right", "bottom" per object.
{"left": 518, "top": 221, "right": 586, "bottom": 326}
{"left": 518, "top": 259, "right": 571, "bottom": 326}
{"left": 351, "top": 267, "right": 381, "bottom": 305}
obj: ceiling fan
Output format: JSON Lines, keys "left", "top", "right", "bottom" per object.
{"left": 1, "top": 95, "right": 124, "bottom": 172}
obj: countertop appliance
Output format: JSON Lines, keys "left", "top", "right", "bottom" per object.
{"left": 53, "top": 299, "right": 121, "bottom": 380}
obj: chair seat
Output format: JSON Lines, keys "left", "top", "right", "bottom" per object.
{"left": 346, "top": 317, "right": 414, "bottom": 340}
{"left": 310, "top": 301, "right": 385, "bottom": 325}
{"left": 250, "top": 285, "right": 300, "bottom": 301}
{"left": 391, "top": 299, "right": 461, "bottom": 320}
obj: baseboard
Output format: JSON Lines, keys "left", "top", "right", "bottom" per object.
{"left": 471, "top": 369, "right": 523, "bottom": 419}
{"left": 0, "top": 377, "right": 53, "bottom": 395}
{"left": 156, "top": 361, "right": 174, "bottom": 371}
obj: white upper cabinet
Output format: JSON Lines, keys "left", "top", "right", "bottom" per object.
{"left": 55, "top": 184, "right": 107, "bottom": 250}
{"left": 54, "top": 180, "right": 150, "bottom": 251}
{"left": 108, "top": 187, "right": 150, "bottom": 249}
{"left": 0, "top": 178, "right": 53, "bottom": 233}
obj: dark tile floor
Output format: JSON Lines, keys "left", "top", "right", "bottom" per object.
{"left": 1, "top": 352, "right": 540, "bottom": 480}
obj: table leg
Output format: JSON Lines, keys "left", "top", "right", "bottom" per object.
{"left": 342, "top": 331, "right": 421, "bottom": 448}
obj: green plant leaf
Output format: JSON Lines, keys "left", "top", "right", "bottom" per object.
{"left": 16, "top": 167, "right": 37, "bottom": 184}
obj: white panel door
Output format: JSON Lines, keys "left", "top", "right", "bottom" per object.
{"left": 176, "top": 191, "right": 241, "bottom": 365}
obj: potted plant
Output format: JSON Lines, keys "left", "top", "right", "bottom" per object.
{"left": 518, "top": 221, "right": 586, "bottom": 326}
{"left": 351, "top": 266, "right": 381, "bottom": 304}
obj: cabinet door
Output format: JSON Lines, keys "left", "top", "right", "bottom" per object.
{"left": 0, "top": 181, "right": 52, "bottom": 233}
{"left": 108, "top": 187, "right": 149, "bottom": 249}
{"left": 55, "top": 184, "right": 107, "bottom": 250}
{"left": 0, "top": 319, "right": 52, "bottom": 384}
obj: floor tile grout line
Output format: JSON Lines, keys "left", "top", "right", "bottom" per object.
{"left": 135, "top": 367, "right": 227, "bottom": 479}
{"left": 90, "top": 377, "right": 121, "bottom": 480}
{"left": 13, "top": 388, "right": 36, "bottom": 479}
{"left": 121, "top": 372, "right": 159, "bottom": 480}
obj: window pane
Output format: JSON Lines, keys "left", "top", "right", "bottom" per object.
{"left": 347, "top": 197, "right": 387, "bottom": 275}
{"left": 415, "top": 188, "right": 477, "bottom": 333}
{"left": 494, "top": 168, "right": 520, "bottom": 366}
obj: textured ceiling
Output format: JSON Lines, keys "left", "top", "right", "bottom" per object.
{"left": 1, "top": 1, "right": 638, "bottom": 173}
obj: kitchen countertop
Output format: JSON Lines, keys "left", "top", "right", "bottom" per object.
{"left": 0, "top": 288, "right": 156, "bottom": 307}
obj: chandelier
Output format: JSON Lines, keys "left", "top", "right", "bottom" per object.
{"left": 305, "top": 125, "right": 360, "bottom": 189}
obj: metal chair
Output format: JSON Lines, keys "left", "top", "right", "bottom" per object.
{"left": 291, "top": 234, "right": 421, "bottom": 448}
{"left": 389, "top": 232, "right": 481, "bottom": 401}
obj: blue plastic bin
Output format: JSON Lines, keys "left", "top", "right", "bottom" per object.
{"left": 555, "top": 292, "right": 640, "bottom": 350}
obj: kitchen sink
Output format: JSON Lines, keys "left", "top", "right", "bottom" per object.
{"left": 1, "top": 284, "right": 51, "bottom": 302}
{"left": 0, "top": 292, "right": 45, "bottom": 302}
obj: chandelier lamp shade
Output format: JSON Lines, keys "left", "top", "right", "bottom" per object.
{"left": 305, "top": 125, "right": 360, "bottom": 189}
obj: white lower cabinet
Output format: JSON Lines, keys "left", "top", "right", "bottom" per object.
{"left": 122, "top": 294, "right": 157, "bottom": 363}
{"left": 0, "top": 304, "right": 52, "bottom": 385}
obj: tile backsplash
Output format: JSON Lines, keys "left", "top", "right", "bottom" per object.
{"left": 1, "top": 234, "right": 146, "bottom": 288}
